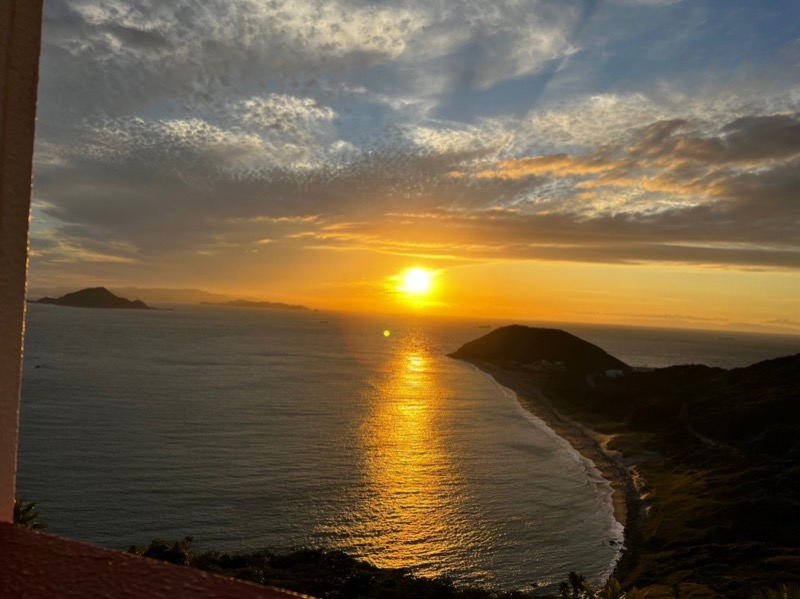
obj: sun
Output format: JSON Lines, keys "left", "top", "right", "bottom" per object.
{"left": 397, "top": 267, "right": 434, "bottom": 296}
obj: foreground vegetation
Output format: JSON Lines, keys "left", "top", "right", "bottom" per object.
{"left": 553, "top": 358, "right": 799, "bottom": 599}
{"left": 14, "top": 498, "right": 798, "bottom": 598}
{"left": 129, "top": 537, "right": 799, "bottom": 599}
{"left": 130, "top": 537, "right": 664, "bottom": 598}
{"left": 129, "top": 537, "right": 530, "bottom": 599}
{"left": 13, "top": 498, "right": 47, "bottom": 530}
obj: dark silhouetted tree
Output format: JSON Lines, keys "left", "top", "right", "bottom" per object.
{"left": 13, "top": 498, "right": 47, "bottom": 529}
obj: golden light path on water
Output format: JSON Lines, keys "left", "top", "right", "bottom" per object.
{"left": 19, "top": 307, "right": 631, "bottom": 591}
{"left": 331, "top": 331, "right": 493, "bottom": 579}
{"left": 311, "top": 318, "right": 624, "bottom": 589}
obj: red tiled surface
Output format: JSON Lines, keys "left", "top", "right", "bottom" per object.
{"left": 0, "top": 522, "right": 312, "bottom": 598}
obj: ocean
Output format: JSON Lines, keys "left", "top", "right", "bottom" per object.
{"left": 16, "top": 304, "right": 800, "bottom": 592}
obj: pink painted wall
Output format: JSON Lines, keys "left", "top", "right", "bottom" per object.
{"left": 0, "top": 0, "right": 43, "bottom": 522}
{"left": 0, "top": 523, "right": 312, "bottom": 598}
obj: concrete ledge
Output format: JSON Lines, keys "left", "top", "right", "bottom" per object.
{"left": 0, "top": 523, "right": 312, "bottom": 598}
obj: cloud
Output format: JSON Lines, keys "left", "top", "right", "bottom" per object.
{"left": 475, "top": 153, "right": 617, "bottom": 178}
{"left": 609, "top": 0, "right": 682, "bottom": 5}
{"left": 296, "top": 207, "right": 800, "bottom": 270}
{"left": 403, "top": 0, "right": 583, "bottom": 91}
{"left": 32, "top": 112, "right": 523, "bottom": 264}
{"left": 32, "top": 110, "right": 800, "bottom": 273}
{"left": 38, "top": 0, "right": 590, "bottom": 124}
{"left": 627, "top": 114, "right": 800, "bottom": 165}
{"left": 39, "top": 0, "right": 423, "bottom": 118}
{"left": 465, "top": 111, "right": 800, "bottom": 213}
{"left": 29, "top": 0, "right": 800, "bottom": 285}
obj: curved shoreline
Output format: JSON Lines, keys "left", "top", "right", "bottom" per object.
{"left": 459, "top": 359, "right": 643, "bottom": 583}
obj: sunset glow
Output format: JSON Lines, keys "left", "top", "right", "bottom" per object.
{"left": 26, "top": 1, "right": 800, "bottom": 334}
{"left": 348, "top": 342, "right": 476, "bottom": 576}
{"left": 16, "top": 5, "right": 800, "bottom": 594}
{"left": 398, "top": 268, "right": 434, "bottom": 297}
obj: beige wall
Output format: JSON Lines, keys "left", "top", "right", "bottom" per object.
{"left": 0, "top": 0, "right": 43, "bottom": 522}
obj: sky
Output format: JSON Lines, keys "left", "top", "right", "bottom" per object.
{"left": 29, "top": 0, "right": 800, "bottom": 331}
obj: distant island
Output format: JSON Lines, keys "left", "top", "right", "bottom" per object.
{"left": 200, "top": 299, "right": 309, "bottom": 311}
{"left": 450, "top": 325, "right": 800, "bottom": 599}
{"left": 32, "top": 287, "right": 153, "bottom": 310}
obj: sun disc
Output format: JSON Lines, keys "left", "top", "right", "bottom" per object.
{"left": 399, "top": 268, "right": 433, "bottom": 295}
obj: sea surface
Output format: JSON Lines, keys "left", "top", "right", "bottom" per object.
{"left": 17, "top": 305, "right": 800, "bottom": 592}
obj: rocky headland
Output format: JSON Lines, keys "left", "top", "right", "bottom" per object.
{"left": 450, "top": 325, "right": 800, "bottom": 599}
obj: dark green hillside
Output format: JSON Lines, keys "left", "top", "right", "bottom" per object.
{"left": 593, "top": 354, "right": 800, "bottom": 456}
{"left": 551, "top": 354, "right": 799, "bottom": 598}
{"left": 451, "top": 327, "right": 800, "bottom": 598}
{"left": 449, "top": 325, "right": 629, "bottom": 374}
{"left": 597, "top": 355, "right": 800, "bottom": 578}
{"left": 34, "top": 287, "right": 152, "bottom": 309}
{"left": 129, "top": 539, "right": 529, "bottom": 599}
{"left": 692, "top": 354, "right": 800, "bottom": 454}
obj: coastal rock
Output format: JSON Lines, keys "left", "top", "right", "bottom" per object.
{"left": 450, "top": 325, "right": 629, "bottom": 374}
{"left": 33, "top": 287, "right": 152, "bottom": 310}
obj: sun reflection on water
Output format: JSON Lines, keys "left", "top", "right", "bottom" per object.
{"left": 330, "top": 333, "right": 490, "bottom": 579}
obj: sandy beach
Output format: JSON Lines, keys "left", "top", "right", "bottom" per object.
{"left": 459, "top": 359, "right": 643, "bottom": 581}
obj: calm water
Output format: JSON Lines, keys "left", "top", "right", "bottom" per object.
{"left": 17, "top": 305, "right": 800, "bottom": 591}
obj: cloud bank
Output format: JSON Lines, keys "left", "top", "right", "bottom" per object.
{"left": 31, "top": 0, "right": 800, "bottom": 283}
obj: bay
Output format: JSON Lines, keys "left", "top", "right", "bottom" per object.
{"left": 17, "top": 304, "right": 800, "bottom": 591}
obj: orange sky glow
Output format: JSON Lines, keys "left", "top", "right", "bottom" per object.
{"left": 27, "top": 1, "right": 800, "bottom": 335}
